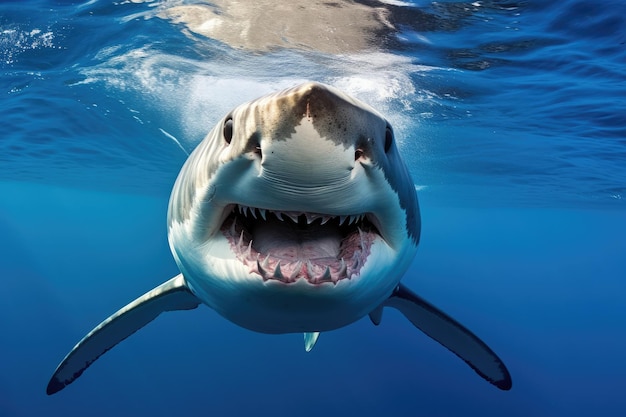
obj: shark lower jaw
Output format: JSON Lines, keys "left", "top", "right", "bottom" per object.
{"left": 219, "top": 204, "right": 385, "bottom": 285}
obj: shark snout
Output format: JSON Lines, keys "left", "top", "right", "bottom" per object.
{"left": 259, "top": 122, "right": 355, "bottom": 187}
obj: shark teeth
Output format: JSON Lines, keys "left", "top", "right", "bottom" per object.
{"left": 290, "top": 261, "right": 302, "bottom": 280}
{"left": 256, "top": 259, "right": 268, "bottom": 279}
{"left": 246, "top": 240, "right": 253, "bottom": 258}
{"left": 273, "top": 262, "right": 284, "bottom": 280}
{"left": 338, "top": 258, "right": 347, "bottom": 279}
{"left": 284, "top": 212, "right": 299, "bottom": 223}
{"left": 247, "top": 251, "right": 353, "bottom": 284}
{"left": 320, "top": 266, "right": 332, "bottom": 282}
{"left": 261, "top": 253, "right": 270, "bottom": 269}
{"left": 306, "top": 261, "right": 315, "bottom": 279}
{"left": 235, "top": 205, "right": 366, "bottom": 227}
{"left": 226, "top": 205, "right": 375, "bottom": 285}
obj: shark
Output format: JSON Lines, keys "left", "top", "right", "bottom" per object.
{"left": 47, "top": 82, "right": 512, "bottom": 394}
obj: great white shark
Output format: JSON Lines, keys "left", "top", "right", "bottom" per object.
{"left": 47, "top": 82, "right": 512, "bottom": 394}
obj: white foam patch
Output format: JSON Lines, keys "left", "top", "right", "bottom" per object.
{"left": 76, "top": 0, "right": 447, "bottom": 162}
{"left": 79, "top": 37, "right": 438, "bottom": 153}
{"left": 328, "top": 52, "right": 440, "bottom": 153}
{"left": 330, "top": 53, "right": 423, "bottom": 103}
{"left": 0, "top": 25, "right": 56, "bottom": 64}
{"left": 178, "top": 76, "right": 307, "bottom": 143}
{"left": 377, "top": 0, "right": 417, "bottom": 7}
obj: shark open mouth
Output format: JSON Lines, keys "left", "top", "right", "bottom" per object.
{"left": 220, "top": 205, "right": 381, "bottom": 284}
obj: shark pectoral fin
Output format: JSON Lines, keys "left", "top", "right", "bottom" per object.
{"left": 47, "top": 274, "right": 200, "bottom": 395}
{"left": 303, "top": 332, "right": 320, "bottom": 352}
{"left": 385, "top": 284, "right": 512, "bottom": 391}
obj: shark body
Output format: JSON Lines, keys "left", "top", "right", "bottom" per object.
{"left": 47, "top": 82, "right": 511, "bottom": 394}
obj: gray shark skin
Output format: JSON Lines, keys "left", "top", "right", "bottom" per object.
{"left": 47, "top": 82, "right": 511, "bottom": 395}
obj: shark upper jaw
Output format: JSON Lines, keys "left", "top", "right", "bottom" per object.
{"left": 219, "top": 203, "right": 384, "bottom": 285}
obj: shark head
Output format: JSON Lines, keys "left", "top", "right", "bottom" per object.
{"left": 168, "top": 82, "right": 420, "bottom": 333}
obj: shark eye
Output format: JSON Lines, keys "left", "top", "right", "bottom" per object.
{"left": 384, "top": 125, "right": 393, "bottom": 153}
{"left": 223, "top": 117, "right": 233, "bottom": 144}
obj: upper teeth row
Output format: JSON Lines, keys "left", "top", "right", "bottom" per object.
{"left": 236, "top": 205, "right": 365, "bottom": 226}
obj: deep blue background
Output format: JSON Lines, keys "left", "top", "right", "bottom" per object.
{"left": 2, "top": 182, "right": 625, "bottom": 416}
{"left": 1, "top": 1, "right": 625, "bottom": 416}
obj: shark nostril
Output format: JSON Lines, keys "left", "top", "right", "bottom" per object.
{"left": 247, "top": 132, "right": 262, "bottom": 158}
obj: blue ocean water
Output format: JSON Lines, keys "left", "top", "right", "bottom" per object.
{"left": 1, "top": 0, "right": 625, "bottom": 416}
